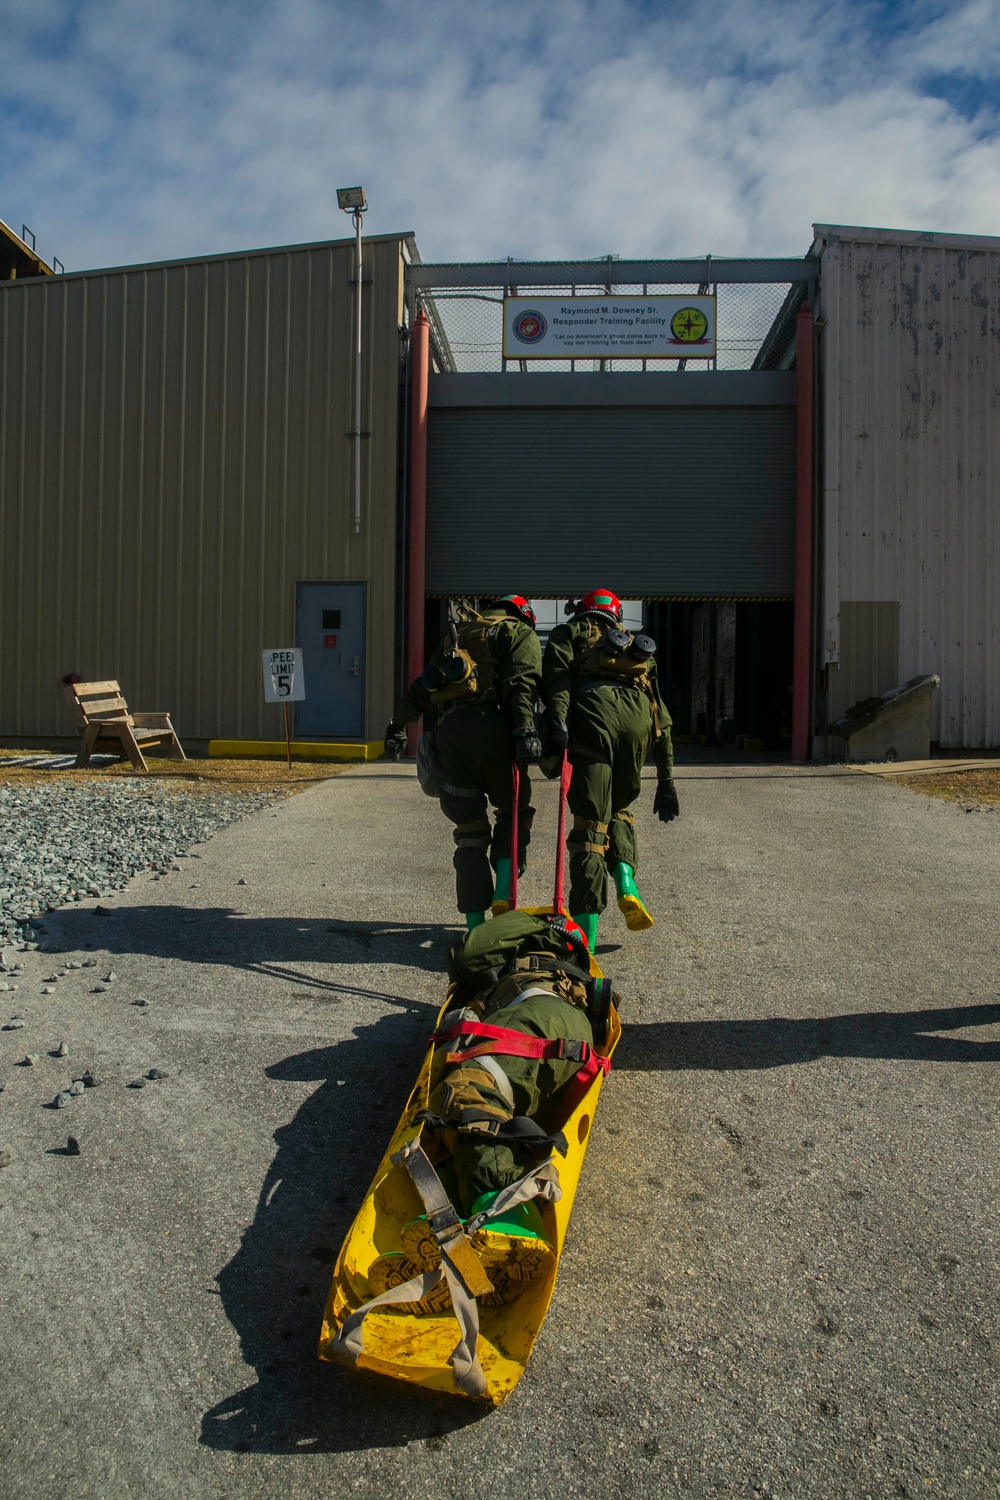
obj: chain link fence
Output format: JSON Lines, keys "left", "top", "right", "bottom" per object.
{"left": 407, "top": 267, "right": 803, "bottom": 373}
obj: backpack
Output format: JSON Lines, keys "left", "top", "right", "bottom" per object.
{"left": 580, "top": 619, "right": 652, "bottom": 684}
{"left": 424, "top": 605, "right": 501, "bottom": 709}
{"left": 578, "top": 620, "right": 665, "bottom": 741}
{"left": 445, "top": 909, "right": 615, "bottom": 1047}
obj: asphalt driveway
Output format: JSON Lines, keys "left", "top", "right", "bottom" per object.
{"left": 1, "top": 759, "right": 997, "bottom": 1499}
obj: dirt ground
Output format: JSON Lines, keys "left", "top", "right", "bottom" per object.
{"left": 0, "top": 753, "right": 345, "bottom": 796}
{"left": 892, "top": 768, "right": 1000, "bottom": 809}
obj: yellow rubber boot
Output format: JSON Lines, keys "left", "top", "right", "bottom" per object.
{"left": 612, "top": 862, "right": 655, "bottom": 931}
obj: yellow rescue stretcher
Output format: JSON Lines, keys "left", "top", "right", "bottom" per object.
{"left": 318, "top": 903, "right": 620, "bottom": 1406}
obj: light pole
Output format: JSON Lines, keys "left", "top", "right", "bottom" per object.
{"left": 337, "top": 186, "right": 367, "bottom": 536}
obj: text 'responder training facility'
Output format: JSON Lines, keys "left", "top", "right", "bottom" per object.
{"left": 1, "top": 220, "right": 998, "bottom": 755}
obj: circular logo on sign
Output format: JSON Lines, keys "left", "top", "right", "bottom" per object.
{"left": 512, "top": 310, "right": 547, "bottom": 344}
{"left": 670, "top": 306, "right": 710, "bottom": 343}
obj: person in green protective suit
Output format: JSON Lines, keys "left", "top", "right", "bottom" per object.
{"left": 383, "top": 597, "right": 542, "bottom": 929}
{"left": 365, "top": 911, "right": 615, "bottom": 1308}
{"left": 541, "top": 588, "right": 679, "bottom": 950}
{"left": 426, "top": 908, "right": 610, "bottom": 1213}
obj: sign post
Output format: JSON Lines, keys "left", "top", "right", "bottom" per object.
{"left": 262, "top": 648, "right": 306, "bottom": 768}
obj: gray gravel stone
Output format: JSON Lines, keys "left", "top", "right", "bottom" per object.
{"left": 146, "top": 1068, "right": 169, "bottom": 1081}
{"left": 53, "top": 1091, "right": 71, "bottom": 1108}
{"left": 81, "top": 1071, "right": 101, "bottom": 1089}
{"left": 22, "top": 1054, "right": 39, "bottom": 1067}
{"left": 127, "top": 1079, "right": 146, "bottom": 1090}
{"left": 65, "top": 1136, "right": 81, "bottom": 1155}
{"left": 55, "top": 1041, "right": 69, "bottom": 1057}
{"left": 0, "top": 781, "right": 278, "bottom": 943}
{"left": 3, "top": 1018, "right": 25, "bottom": 1030}
{"left": 103, "top": 971, "right": 117, "bottom": 983}
{"left": 0, "top": 1151, "right": 12, "bottom": 1169}
{"left": 41, "top": 986, "right": 55, "bottom": 995}
{"left": 68, "top": 1080, "right": 85, "bottom": 1096}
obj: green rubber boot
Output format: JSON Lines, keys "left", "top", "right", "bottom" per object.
{"left": 612, "top": 862, "right": 654, "bottom": 931}
{"left": 470, "top": 1191, "right": 547, "bottom": 1239}
{"left": 491, "top": 857, "right": 513, "bottom": 916}
{"left": 572, "top": 912, "right": 599, "bottom": 951}
{"left": 466, "top": 910, "right": 488, "bottom": 931}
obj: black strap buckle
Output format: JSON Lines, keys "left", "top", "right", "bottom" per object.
{"left": 555, "top": 1038, "right": 587, "bottom": 1063}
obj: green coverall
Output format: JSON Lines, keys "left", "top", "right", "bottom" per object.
{"left": 394, "top": 609, "right": 542, "bottom": 915}
{"left": 431, "top": 990, "right": 594, "bottom": 1213}
{"left": 543, "top": 616, "right": 673, "bottom": 916}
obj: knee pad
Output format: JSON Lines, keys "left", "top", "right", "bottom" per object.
{"left": 453, "top": 818, "right": 491, "bottom": 851}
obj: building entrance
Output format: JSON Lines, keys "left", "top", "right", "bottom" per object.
{"left": 295, "top": 582, "right": 367, "bottom": 739}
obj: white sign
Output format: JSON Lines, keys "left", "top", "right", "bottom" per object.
{"left": 262, "top": 648, "right": 305, "bottom": 703}
{"left": 503, "top": 295, "right": 717, "bottom": 360}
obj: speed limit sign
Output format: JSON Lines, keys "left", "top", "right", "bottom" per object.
{"left": 262, "top": 648, "right": 306, "bottom": 703}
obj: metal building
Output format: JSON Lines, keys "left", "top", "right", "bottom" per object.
{"left": 0, "top": 232, "right": 413, "bottom": 745}
{"left": 1, "top": 219, "right": 997, "bottom": 754}
{"left": 813, "top": 224, "right": 1000, "bottom": 751}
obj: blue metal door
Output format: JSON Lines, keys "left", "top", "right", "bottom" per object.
{"left": 294, "top": 582, "right": 366, "bottom": 738}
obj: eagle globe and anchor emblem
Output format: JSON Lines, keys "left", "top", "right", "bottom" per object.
{"left": 511, "top": 309, "right": 548, "bottom": 344}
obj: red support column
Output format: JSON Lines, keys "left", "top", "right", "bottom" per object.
{"left": 791, "top": 305, "right": 815, "bottom": 762}
{"left": 406, "top": 310, "right": 430, "bottom": 756}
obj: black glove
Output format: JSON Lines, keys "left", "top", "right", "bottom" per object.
{"left": 383, "top": 721, "right": 408, "bottom": 762}
{"left": 513, "top": 726, "right": 542, "bottom": 765}
{"left": 653, "top": 777, "right": 680, "bottom": 823}
{"left": 545, "top": 718, "right": 569, "bottom": 753}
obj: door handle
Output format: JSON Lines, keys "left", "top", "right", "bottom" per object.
{"left": 352, "top": 656, "right": 361, "bottom": 677}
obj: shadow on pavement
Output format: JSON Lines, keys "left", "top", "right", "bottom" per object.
{"left": 51, "top": 906, "right": 460, "bottom": 998}
{"left": 615, "top": 1001, "right": 1000, "bottom": 1070}
{"left": 200, "top": 1011, "right": 491, "bottom": 1454}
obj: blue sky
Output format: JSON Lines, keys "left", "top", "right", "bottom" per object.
{"left": 1, "top": 0, "right": 999, "bottom": 271}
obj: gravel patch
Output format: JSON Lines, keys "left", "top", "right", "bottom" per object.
{"left": 0, "top": 780, "right": 279, "bottom": 945}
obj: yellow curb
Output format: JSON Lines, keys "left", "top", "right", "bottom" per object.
{"left": 208, "top": 739, "right": 384, "bottom": 762}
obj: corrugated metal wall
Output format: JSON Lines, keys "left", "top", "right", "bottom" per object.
{"left": 0, "top": 236, "right": 406, "bottom": 742}
{"left": 426, "top": 406, "right": 795, "bottom": 597}
{"left": 819, "top": 228, "right": 1000, "bottom": 746}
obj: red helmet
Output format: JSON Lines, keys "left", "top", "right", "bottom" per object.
{"left": 501, "top": 594, "right": 537, "bottom": 628}
{"left": 578, "top": 589, "right": 622, "bottom": 624}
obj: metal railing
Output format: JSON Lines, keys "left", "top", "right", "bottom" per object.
{"left": 406, "top": 256, "right": 815, "bottom": 374}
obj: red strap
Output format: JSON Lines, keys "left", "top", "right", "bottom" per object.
{"left": 430, "top": 1019, "right": 611, "bottom": 1076}
{"left": 431, "top": 1020, "right": 537, "bottom": 1048}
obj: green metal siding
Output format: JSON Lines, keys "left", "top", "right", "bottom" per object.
{"left": 0, "top": 237, "right": 407, "bottom": 741}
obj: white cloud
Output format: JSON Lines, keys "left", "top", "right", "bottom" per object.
{"left": 1, "top": 0, "right": 999, "bottom": 271}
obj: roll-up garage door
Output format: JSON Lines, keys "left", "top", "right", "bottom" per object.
{"left": 426, "top": 406, "right": 795, "bottom": 597}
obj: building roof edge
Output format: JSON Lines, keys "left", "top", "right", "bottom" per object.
{"left": 812, "top": 222, "right": 1000, "bottom": 253}
{"left": 0, "top": 230, "right": 420, "bottom": 287}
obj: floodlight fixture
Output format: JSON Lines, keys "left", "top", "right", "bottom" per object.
{"left": 337, "top": 186, "right": 367, "bottom": 213}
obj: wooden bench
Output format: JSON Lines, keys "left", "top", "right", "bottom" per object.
{"left": 64, "top": 680, "right": 187, "bottom": 772}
